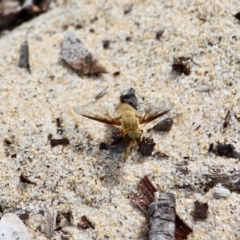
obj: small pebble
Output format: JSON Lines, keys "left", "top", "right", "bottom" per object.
{"left": 0, "top": 213, "right": 30, "bottom": 240}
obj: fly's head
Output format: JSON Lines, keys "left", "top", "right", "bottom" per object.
{"left": 123, "top": 131, "right": 142, "bottom": 147}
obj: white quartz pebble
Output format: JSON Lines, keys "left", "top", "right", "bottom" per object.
{"left": 0, "top": 213, "right": 30, "bottom": 240}
{"left": 213, "top": 185, "right": 231, "bottom": 198}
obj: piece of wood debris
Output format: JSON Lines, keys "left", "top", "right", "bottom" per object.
{"left": 113, "top": 71, "right": 121, "bottom": 77}
{"left": 193, "top": 200, "right": 208, "bottom": 221}
{"left": 18, "top": 40, "right": 30, "bottom": 73}
{"left": 147, "top": 192, "right": 176, "bottom": 240}
{"left": 60, "top": 32, "right": 107, "bottom": 75}
{"left": 50, "top": 138, "right": 70, "bottom": 147}
{"left": 56, "top": 117, "right": 63, "bottom": 134}
{"left": 155, "top": 30, "right": 164, "bottom": 40}
{"left": 0, "top": 0, "right": 52, "bottom": 31}
{"left": 131, "top": 176, "right": 157, "bottom": 213}
{"left": 15, "top": 209, "right": 30, "bottom": 221}
{"left": 132, "top": 176, "right": 192, "bottom": 240}
{"left": 102, "top": 40, "right": 110, "bottom": 49}
{"left": 172, "top": 57, "right": 192, "bottom": 76}
{"left": 20, "top": 172, "right": 36, "bottom": 185}
{"left": 78, "top": 215, "right": 95, "bottom": 230}
{"left": 223, "top": 110, "right": 231, "bottom": 129}
{"left": 208, "top": 142, "right": 240, "bottom": 159}
{"left": 138, "top": 137, "right": 156, "bottom": 156}
{"left": 203, "top": 173, "right": 240, "bottom": 193}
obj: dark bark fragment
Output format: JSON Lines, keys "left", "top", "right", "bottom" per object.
{"left": 0, "top": 0, "right": 52, "bottom": 31}
{"left": 120, "top": 87, "right": 138, "bottom": 110}
{"left": 138, "top": 137, "right": 155, "bottom": 156}
{"left": 19, "top": 40, "right": 30, "bottom": 73}
{"left": 223, "top": 110, "right": 231, "bottom": 129}
{"left": 50, "top": 138, "right": 70, "bottom": 147}
{"left": 78, "top": 215, "right": 95, "bottom": 230}
{"left": 172, "top": 57, "right": 191, "bottom": 76}
{"left": 20, "top": 173, "right": 36, "bottom": 185}
{"left": 147, "top": 192, "right": 176, "bottom": 240}
{"left": 203, "top": 173, "right": 240, "bottom": 193}
{"left": 132, "top": 176, "right": 192, "bottom": 239}
{"left": 209, "top": 142, "right": 240, "bottom": 159}
{"left": 193, "top": 200, "right": 208, "bottom": 221}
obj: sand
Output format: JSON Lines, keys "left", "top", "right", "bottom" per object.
{"left": 1, "top": 0, "right": 240, "bottom": 239}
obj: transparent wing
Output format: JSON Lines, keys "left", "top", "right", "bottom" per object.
{"left": 73, "top": 104, "right": 121, "bottom": 127}
{"left": 138, "top": 100, "right": 173, "bottom": 125}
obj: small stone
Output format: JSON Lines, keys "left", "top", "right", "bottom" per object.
{"left": 0, "top": 213, "right": 30, "bottom": 240}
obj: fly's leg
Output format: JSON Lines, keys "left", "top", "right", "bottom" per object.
{"left": 124, "top": 147, "right": 130, "bottom": 160}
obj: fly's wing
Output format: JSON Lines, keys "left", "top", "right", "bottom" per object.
{"left": 138, "top": 100, "right": 173, "bottom": 125}
{"left": 73, "top": 104, "right": 121, "bottom": 127}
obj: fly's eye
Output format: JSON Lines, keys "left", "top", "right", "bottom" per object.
{"left": 123, "top": 131, "right": 141, "bottom": 145}
{"left": 128, "top": 132, "right": 134, "bottom": 139}
{"left": 123, "top": 132, "right": 133, "bottom": 145}
{"left": 134, "top": 132, "right": 141, "bottom": 143}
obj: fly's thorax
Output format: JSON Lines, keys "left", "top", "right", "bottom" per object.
{"left": 120, "top": 116, "right": 139, "bottom": 132}
{"left": 115, "top": 102, "right": 142, "bottom": 146}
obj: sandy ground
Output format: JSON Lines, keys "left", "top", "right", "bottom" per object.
{"left": 1, "top": 0, "right": 240, "bottom": 239}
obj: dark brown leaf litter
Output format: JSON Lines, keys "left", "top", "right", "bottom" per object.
{"left": 50, "top": 138, "right": 70, "bottom": 147}
{"left": 175, "top": 215, "right": 193, "bottom": 240}
{"left": 60, "top": 32, "right": 107, "bottom": 75}
{"left": 132, "top": 176, "right": 192, "bottom": 240}
{"left": 152, "top": 117, "right": 173, "bottom": 132}
{"left": 78, "top": 215, "right": 95, "bottom": 230}
{"left": 172, "top": 57, "right": 192, "bottom": 76}
{"left": 208, "top": 142, "right": 240, "bottom": 159}
{"left": 20, "top": 173, "right": 36, "bottom": 185}
{"left": 131, "top": 176, "right": 157, "bottom": 213}
{"left": 120, "top": 87, "right": 138, "bottom": 110}
{"left": 138, "top": 137, "right": 155, "bottom": 156}
{"left": 223, "top": 110, "right": 231, "bottom": 129}
{"left": 193, "top": 200, "right": 208, "bottom": 221}
{"left": 0, "top": 0, "right": 52, "bottom": 31}
{"left": 19, "top": 40, "right": 30, "bottom": 73}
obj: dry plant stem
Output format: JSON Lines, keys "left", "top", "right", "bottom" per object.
{"left": 147, "top": 192, "right": 176, "bottom": 240}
